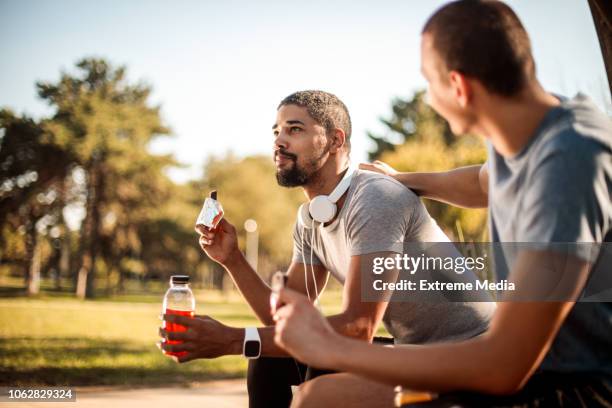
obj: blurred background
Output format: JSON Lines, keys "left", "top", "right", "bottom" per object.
{"left": 0, "top": 0, "right": 610, "bottom": 390}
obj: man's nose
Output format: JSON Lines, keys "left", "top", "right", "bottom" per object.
{"left": 274, "top": 131, "right": 289, "bottom": 150}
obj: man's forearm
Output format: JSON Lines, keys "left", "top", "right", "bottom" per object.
{"left": 329, "top": 331, "right": 511, "bottom": 394}
{"left": 257, "top": 311, "right": 379, "bottom": 358}
{"left": 328, "top": 300, "right": 573, "bottom": 395}
{"left": 396, "top": 165, "right": 487, "bottom": 209}
{"left": 223, "top": 251, "right": 274, "bottom": 325}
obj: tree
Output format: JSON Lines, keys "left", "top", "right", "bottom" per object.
{"left": 0, "top": 110, "right": 73, "bottom": 294}
{"left": 367, "top": 90, "right": 454, "bottom": 160}
{"left": 136, "top": 180, "right": 202, "bottom": 289}
{"left": 368, "top": 91, "right": 488, "bottom": 241}
{"left": 37, "top": 58, "right": 171, "bottom": 298}
{"left": 100, "top": 152, "right": 181, "bottom": 292}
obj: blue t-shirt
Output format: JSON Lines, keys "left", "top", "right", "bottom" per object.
{"left": 488, "top": 93, "right": 612, "bottom": 375}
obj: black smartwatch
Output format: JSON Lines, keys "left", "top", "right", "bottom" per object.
{"left": 243, "top": 327, "right": 261, "bottom": 359}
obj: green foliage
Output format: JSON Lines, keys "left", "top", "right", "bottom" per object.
{"left": 37, "top": 59, "right": 169, "bottom": 164}
{"left": 0, "top": 110, "right": 72, "bottom": 230}
{"left": 136, "top": 180, "right": 203, "bottom": 282}
{"left": 0, "top": 58, "right": 196, "bottom": 297}
{"left": 0, "top": 109, "right": 73, "bottom": 293}
{"left": 33, "top": 58, "right": 179, "bottom": 297}
{"left": 368, "top": 91, "right": 488, "bottom": 241}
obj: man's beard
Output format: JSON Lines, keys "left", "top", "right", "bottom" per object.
{"left": 275, "top": 145, "right": 330, "bottom": 187}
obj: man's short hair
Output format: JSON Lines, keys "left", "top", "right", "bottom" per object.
{"left": 422, "top": 0, "right": 536, "bottom": 97}
{"left": 278, "top": 90, "right": 352, "bottom": 150}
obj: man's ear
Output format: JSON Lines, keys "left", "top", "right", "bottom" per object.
{"left": 329, "top": 128, "right": 346, "bottom": 153}
{"left": 449, "top": 70, "right": 472, "bottom": 109}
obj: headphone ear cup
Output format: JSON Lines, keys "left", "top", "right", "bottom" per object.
{"left": 297, "top": 203, "right": 313, "bottom": 229}
{"left": 309, "top": 196, "right": 337, "bottom": 224}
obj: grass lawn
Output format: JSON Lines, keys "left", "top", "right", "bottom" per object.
{"left": 0, "top": 289, "right": 344, "bottom": 387}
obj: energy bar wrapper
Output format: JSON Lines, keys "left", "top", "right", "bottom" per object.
{"left": 196, "top": 191, "right": 224, "bottom": 229}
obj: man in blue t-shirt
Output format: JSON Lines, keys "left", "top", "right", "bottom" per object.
{"left": 270, "top": 1, "right": 612, "bottom": 407}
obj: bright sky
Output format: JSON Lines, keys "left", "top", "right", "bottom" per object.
{"left": 1, "top": 0, "right": 610, "bottom": 183}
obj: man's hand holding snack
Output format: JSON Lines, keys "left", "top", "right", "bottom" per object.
{"left": 195, "top": 218, "right": 240, "bottom": 266}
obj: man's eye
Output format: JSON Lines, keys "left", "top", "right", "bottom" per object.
{"left": 290, "top": 127, "right": 302, "bottom": 133}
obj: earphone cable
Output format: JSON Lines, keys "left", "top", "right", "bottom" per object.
{"left": 300, "top": 225, "right": 311, "bottom": 302}
{"left": 310, "top": 219, "right": 320, "bottom": 308}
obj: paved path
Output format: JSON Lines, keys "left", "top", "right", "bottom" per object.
{"left": 0, "top": 379, "right": 248, "bottom": 408}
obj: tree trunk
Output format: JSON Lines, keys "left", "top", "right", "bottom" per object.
{"left": 105, "top": 264, "right": 112, "bottom": 296}
{"left": 25, "top": 218, "right": 41, "bottom": 296}
{"left": 58, "top": 229, "right": 70, "bottom": 290}
{"left": 57, "top": 179, "right": 71, "bottom": 291}
{"left": 76, "top": 197, "right": 92, "bottom": 300}
{"left": 27, "top": 238, "right": 42, "bottom": 295}
{"left": 23, "top": 206, "right": 43, "bottom": 296}
{"left": 118, "top": 265, "right": 126, "bottom": 293}
{"left": 76, "top": 164, "right": 103, "bottom": 299}
{"left": 23, "top": 220, "right": 33, "bottom": 289}
{"left": 76, "top": 256, "right": 90, "bottom": 299}
{"left": 212, "top": 265, "right": 224, "bottom": 291}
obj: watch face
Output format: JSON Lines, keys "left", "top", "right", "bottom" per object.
{"left": 244, "top": 340, "right": 260, "bottom": 357}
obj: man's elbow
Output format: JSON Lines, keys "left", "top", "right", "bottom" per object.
{"left": 465, "top": 335, "right": 534, "bottom": 396}
{"left": 341, "top": 314, "right": 377, "bottom": 341}
{"left": 483, "top": 375, "right": 529, "bottom": 396}
{"left": 477, "top": 363, "right": 533, "bottom": 396}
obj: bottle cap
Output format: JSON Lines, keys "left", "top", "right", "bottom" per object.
{"left": 170, "top": 275, "right": 190, "bottom": 284}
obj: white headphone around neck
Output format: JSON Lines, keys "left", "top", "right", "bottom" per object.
{"left": 297, "top": 166, "right": 355, "bottom": 306}
{"left": 297, "top": 167, "right": 356, "bottom": 228}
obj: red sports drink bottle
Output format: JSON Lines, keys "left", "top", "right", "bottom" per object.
{"left": 162, "top": 275, "right": 195, "bottom": 358}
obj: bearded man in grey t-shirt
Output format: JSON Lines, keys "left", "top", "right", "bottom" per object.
{"left": 159, "top": 89, "right": 495, "bottom": 408}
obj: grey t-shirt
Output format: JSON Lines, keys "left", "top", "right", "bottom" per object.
{"left": 488, "top": 93, "right": 612, "bottom": 375}
{"left": 293, "top": 170, "right": 495, "bottom": 345}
